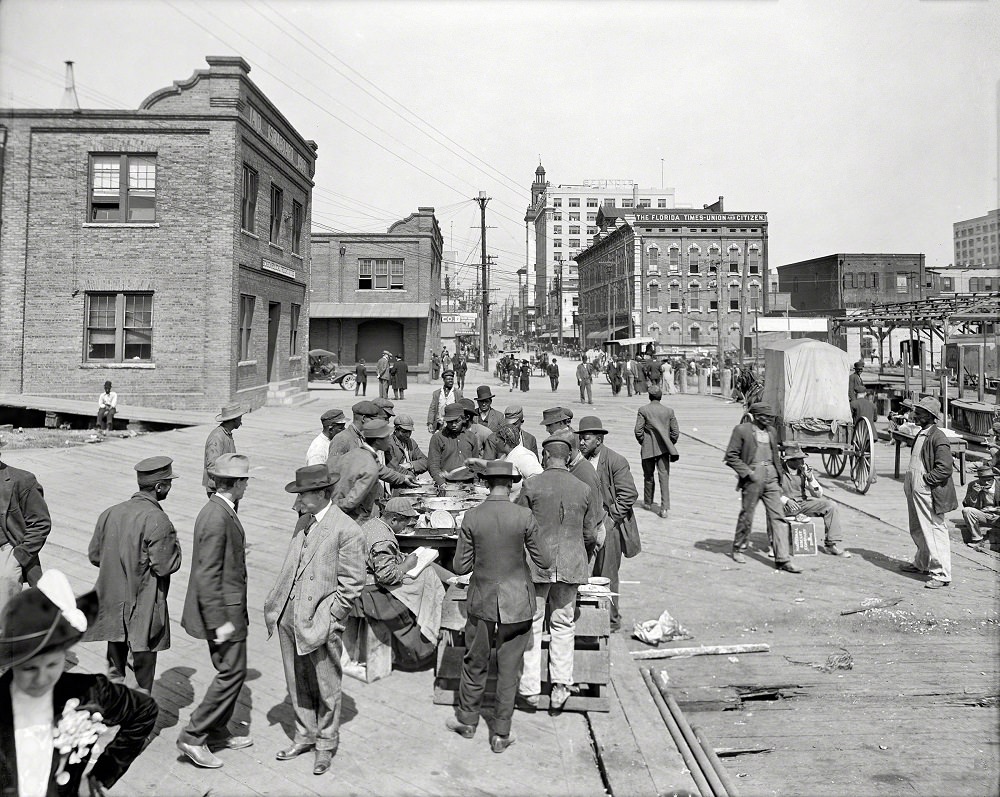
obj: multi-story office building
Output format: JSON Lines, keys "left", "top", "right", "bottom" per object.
{"left": 0, "top": 56, "right": 317, "bottom": 412}
{"left": 524, "top": 164, "right": 677, "bottom": 343}
{"left": 954, "top": 209, "right": 999, "bottom": 267}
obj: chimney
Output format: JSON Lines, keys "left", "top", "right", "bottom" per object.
{"left": 61, "top": 61, "right": 80, "bottom": 111}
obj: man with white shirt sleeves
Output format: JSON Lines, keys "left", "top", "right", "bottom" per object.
{"left": 426, "top": 370, "right": 463, "bottom": 433}
{"left": 306, "top": 409, "right": 347, "bottom": 466}
{"left": 97, "top": 380, "right": 118, "bottom": 434}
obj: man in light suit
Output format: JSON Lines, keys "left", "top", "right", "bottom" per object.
{"left": 265, "top": 465, "right": 366, "bottom": 776}
{"left": 178, "top": 454, "right": 254, "bottom": 768}
{"left": 376, "top": 351, "right": 392, "bottom": 399}
{"left": 426, "top": 369, "right": 463, "bottom": 433}
{"left": 576, "top": 416, "right": 639, "bottom": 631}
{"left": 634, "top": 387, "right": 680, "bottom": 518}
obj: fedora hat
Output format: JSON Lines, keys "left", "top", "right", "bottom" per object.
{"left": 541, "top": 407, "right": 571, "bottom": 427}
{"left": 443, "top": 403, "right": 465, "bottom": 421}
{"left": 285, "top": 464, "right": 336, "bottom": 493}
{"left": 575, "top": 416, "right": 608, "bottom": 435}
{"left": 134, "top": 455, "right": 178, "bottom": 486}
{"left": 208, "top": 453, "right": 251, "bottom": 479}
{"left": 482, "top": 459, "right": 521, "bottom": 482}
{"left": 913, "top": 396, "right": 941, "bottom": 419}
{"left": 780, "top": 442, "right": 808, "bottom": 460}
{"left": 0, "top": 570, "right": 98, "bottom": 670}
{"left": 216, "top": 404, "right": 246, "bottom": 423}
{"left": 476, "top": 386, "right": 495, "bottom": 401}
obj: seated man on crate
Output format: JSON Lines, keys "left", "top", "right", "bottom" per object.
{"left": 778, "top": 443, "right": 851, "bottom": 558}
{"left": 960, "top": 463, "right": 1000, "bottom": 551}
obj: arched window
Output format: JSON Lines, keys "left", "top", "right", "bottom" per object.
{"left": 648, "top": 281, "right": 660, "bottom": 310}
{"left": 688, "top": 245, "right": 701, "bottom": 275}
{"left": 729, "top": 281, "right": 741, "bottom": 311}
{"left": 689, "top": 323, "right": 701, "bottom": 344}
{"left": 708, "top": 245, "right": 721, "bottom": 273}
{"left": 668, "top": 281, "right": 681, "bottom": 311}
{"left": 748, "top": 245, "right": 760, "bottom": 275}
{"left": 668, "top": 246, "right": 680, "bottom": 271}
{"left": 748, "top": 281, "right": 761, "bottom": 311}
{"left": 688, "top": 281, "right": 701, "bottom": 311}
{"left": 728, "top": 245, "right": 741, "bottom": 273}
{"left": 648, "top": 245, "right": 659, "bottom": 269}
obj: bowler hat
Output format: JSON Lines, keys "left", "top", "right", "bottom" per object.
{"left": 134, "top": 455, "right": 178, "bottom": 486}
{"left": 541, "top": 407, "right": 572, "bottom": 427}
{"left": 913, "top": 396, "right": 941, "bottom": 419}
{"left": 780, "top": 442, "right": 808, "bottom": 460}
{"left": 352, "top": 400, "right": 380, "bottom": 417}
{"left": 0, "top": 570, "right": 98, "bottom": 670}
{"left": 749, "top": 402, "right": 775, "bottom": 417}
{"left": 361, "top": 419, "right": 394, "bottom": 439}
{"left": 321, "top": 408, "right": 346, "bottom": 424}
{"left": 443, "top": 403, "right": 465, "bottom": 421}
{"left": 575, "top": 416, "right": 608, "bottom": 435}
{"left": 285, "top": 464, "right": 336, "bottom": 493}
{"left": 216, "top": 404, "right": 246, "bottom": 423}
{"left": 383, "top": 497, "right": 418, "bottom": 517}
{"left": 208, "top": 453, "right": 251, "bottom": 479}
{"left": 394, "top": 414, "right": 415, "bottom": 430}
{"left": 482, "top": 460, "right": 521, "bottom": 482}
{"left": 476, "top": 386, "right": 495, "bottom": 401}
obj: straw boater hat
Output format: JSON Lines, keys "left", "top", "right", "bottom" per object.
{"left": 216, "top": 404, "right": 246, "bottom": 423}
{"left": 0, "top": 570, "right": 98, "bottom": 670}
{"left": 208, "top": 453, "right": 251, "bottom": 479}
{"left": 285, "top": 464, "right": 336, "bottom": 494}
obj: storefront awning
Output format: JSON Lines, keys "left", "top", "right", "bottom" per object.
{"left": 586, "top": 326, "right": 628, "bottom": 342}
{"left": 310, "top": 302, "right": 430, "bottom": 319}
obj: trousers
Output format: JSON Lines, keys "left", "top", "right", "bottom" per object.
{"left": 106, "top": 641, "right": 158, "bottom": 695}
{"left": 378, "top": 378, "right": 389, "bottom": 398}
{"left": 641, "top": 455, "right": 671, "bottom": 511}
{"left": 549, "top": 376, "right": 559, "bottom": 392}
{"left": 961, "top": 507, "right": 997, "bottom": 543}
{"left": 733, "top": 463, "right": 792, "bottom": 564}
{"left": 456, "top": 615, "right": 531, "bottom": 737}
{"left": 579, "top": 382, "right": 592, "bottom": 404}
{"left": 178, "top": 639, "right": 247, "bottom": 745}
{"left": 97, "top": 407, "right": 116, "bottom": 431}
{"left": 354, "top": 378, "right": 367, "bottom": 396}
{"left": 784, "top": 497, "right": 842, "bottom": 544}
{"left": 277, "top": 601, "right": 344, "bottom": 750}
{"left": 519, "top": 582, "right": 578, "bottom": 696}
{"left": 592, "top": 521, "right": 623, "bottom": 627}
{"left": 904, "top": 481, "right": 952, "bottom": 582}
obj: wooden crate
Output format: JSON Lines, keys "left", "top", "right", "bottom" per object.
{"left": 433, "top": 590, "right": 611, "bottom": 712}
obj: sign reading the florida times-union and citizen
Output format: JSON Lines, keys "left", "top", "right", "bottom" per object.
{"left": 633, "top": 212, "right": 768, "bottom": 223}
{"left": 262, "top": 258, "right": 296, "bottom": 279}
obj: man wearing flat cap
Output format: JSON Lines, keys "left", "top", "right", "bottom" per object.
{"left": 179, "top": 454, "right": 254, "bottom": 768}
{"left": 427, "top": 369, "right": 463, "bottom": 434}
{"left": 428, "top": 404, "right": 480, "bottom": 486}
{"left": 203, "top": 404, "right": 245, "bottom": 498}
{"left": 724, "top": 402, "right": 800, "bottom": 572}
{"left": 328, "top": 400, "right": 381, "bottom": 458}
{"left": 265, "top": 465, "right": 365, "bottom": 775}
{"left": 307, "top": 409, "right": 347, "bottom": 466}
{"left": 87, "top": 456, "right": 183, "bottom": 694}
{"left": 373, "top": 397, "right": 395, "bottom": 421}
{"left": 900, "top": 397, "right": 957, "bottom": 588}
{"left": 387, "top": 415, "right": 429, "bottom": 476}
{"left": 329, "top": 419, "right": 396, "bottom": 522}
{"left": 459, "top": 398, "right": 494, "bottom": 450}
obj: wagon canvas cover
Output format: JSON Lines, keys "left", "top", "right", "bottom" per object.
{"left": 762, "top": 339, "right": 852, "bottom": 423}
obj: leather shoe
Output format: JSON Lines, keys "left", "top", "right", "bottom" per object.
{"left": 824, "top": 544, "right": 852, "bottom": 558}
{"left": 313, "top": 749, "right": 333, "bottom": 775}
{"left": 899, "top": 562, "right": 924, "bottom": 573}
{"left": 490, "top": 733, "right": 516, "bottom": 753}
{"left": 445, "top": 717, "right": 477, "bottom": 738}
{"left": 210, "top": 735, "right": 253, "bottom": 751}
{"left": 176, "top": 740, "right": 223, "bottom": 769}
{"left": 658, "top": 509, "right": 668, "bottom": 518}
{"left": 924, "top": 579, "right": 950, "bottom": 589}
{"left": 276, "top": 742, "right": 314, "bottom": 761}
{"left": 731, "top": 551, "right": 747, "bottom": 564}
{"left": 777, "top": 562, "right": 802, "bottom": 573}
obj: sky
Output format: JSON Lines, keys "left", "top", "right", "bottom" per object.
{"left": 2, "top": 0, "right": 998, "bottom": 301}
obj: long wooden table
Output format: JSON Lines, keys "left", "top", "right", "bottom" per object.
{"left": 891, "top": 428, "right": 968, "bottom": 485}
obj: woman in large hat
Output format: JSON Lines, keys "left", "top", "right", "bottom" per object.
{"left": 1, "top": 570, "right": 158, "bottom": 796}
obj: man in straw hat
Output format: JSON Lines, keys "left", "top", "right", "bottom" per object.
{"left": 178, "top": 454, "right": 254, "bottom": 768}
{"left": 306, "top": 409, "right": 347, "bottom": 466}
{"left": 87, "top": 456, "right": 183, "bottom": 694}
{"left": 428, "top": 404, "right": 480, "bottom": 487}
{"left": 446, "top": 461, "right": 550, "bottom": 753}
{"left": 576, "top": 416, "right": 639, "bottom": 630}
{"left": 724, "top": 402, "right": 801, "bottom": 572}
{"left": 203, "top": 404, "right": 245, "bottom": 498}
{"left": 0, "top": 433, "right": 52, "bottom": 614}
{"left": 265, "top": 464, "right": 365, "bottom": 776}
{"left": 516, "top": 435, "right": 602, "bottom": 710}
{"left": 778, "top": 443, "right": 850, "bottom": 558}
{"left": 960, "top": 463, "right": 1000, "bottom": 550}
{"left": 900, "top": 397, "right": 957, "bottom": 588}
{"left": 0, "top": 570, "right": 158, "bottom": 796}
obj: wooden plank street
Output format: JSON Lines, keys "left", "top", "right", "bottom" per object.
{"left": 5, "top": 366, "right": 998, "bottom": 796}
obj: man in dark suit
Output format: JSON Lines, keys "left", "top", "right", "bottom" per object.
{"left": 387, "top": 414, "right": 428, "bottom": 476}
{"left": 427, "top": 370, "right": 463, "bottom": 433}
{"left": 474, "top": 385, "right": 505, "bottom": 431}
{"left": 265, "top": 465, "right": 366, "bottom": 775}
{"left": 576, "top": 416, "right": 639, "bottom": 631}
{"left": 447, "top": 460, "right": 550, "bottom": 753}
{"left": 634, "top": 387, "right": 680, "bottom": 518}
{"left": 723, "top": 402, "right": 800, "bottom": 572}
{"left": 848, "top": 360, "right": 866, "bottom": 402}
{"left": 393, "top": 354, "right": 409, "bottom": 400}
{"left": 203, "top": 404, "right": 244, "bottom": 498}
{"left": 0, "top": 435, "right": 51, "bottom": 613}
{"left": 900, "top": 397, "right": 958, "bottom": 589}
{"left": 178, "top": 454, "right": 254, "bottom": 768}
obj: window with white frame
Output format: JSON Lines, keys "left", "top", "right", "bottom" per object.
{"left": 728, "top": 245, "right": 740, "bottom": 272}
{"left": 748, "top": 246, "right": 760, "bottom": 274}
{"left": 668, "top": 282, "right": 681, "bottom": 311}
{"left": 89, "top": 154, "right": 157, "bottom": 222}
{"left": 238, "top": 294, "right": 255, "bottom": 361}
{"left": 648, "top": 282, "right": 660, "bottom": 310}
{"left": 85, "top": 292, "right": 153, "bottom": 362}
{"left": 648, "top": 246, "right": 659, "bottom": 269}
{"left": 688, "top": 282, "right": 701, "bottom": 311}
{"left": 668, "top": 246, "right": 680, "bottom": 271}
{"left": 729, "top": 282, "right": 741, "bottom": 311}
{"left": 688, "top": 247, "right": 701, "bottom": 274}
{"left": 358, "top": 258, "right": 405, "bottom": 290}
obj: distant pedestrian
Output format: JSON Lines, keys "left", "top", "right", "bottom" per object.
{"left": 608, "top": 358, "right": 623, "bottom": 396}
{"left": 87, "top": 456, "right": 183, "bottom": 694}
{"left": 456, "top": 357, "right": 468, "bottom": 390}
{"left": 394, "top": 354, "right": 409, "bottom": 399}
{"left": 634, "top": 387, "right": 679, "bottom": 518}
{"left": 576, "top": 356, "right": 593, "bottom": 404}
{"left": 625, "top": 356, "right": 636, "bottom": 396}
{"left": 203, "top": 404, "right": 244, "bottom": 499}
{"left": 97, "top": 380, "right": 118, "bottom": 434}
{"left": 848, "top": 360, "right": 866, "bottom": 402}
{"left": 306, "top": 409, "right": 347, "bottom": 466}
{"left": 519, "top": 360, "right": 530, "bottom": 392}
{"left": 634, "top": 355, "right": 647, "bottom": 394}
{"left": 900, "top": 397, "right": 957, "bottom": 589}
{"left": 431, "top": 352, "right": 441, "bottom": 380}
{"left": 354, "top": 359, "right": 368, "bottom": 396}
{"left": 547, "top": 358, "right": 560, "bottom": 391}
{"left": 376, "top": 351, "right": 392, "bottom": 399}
{"left": 442, "top": 349, "right": 452, "bottom": 373}
{"left": 0, "top": 433, "right": 52, "bottom": 613}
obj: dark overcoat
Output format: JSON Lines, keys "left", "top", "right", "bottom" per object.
{"left": 919, "top": 425, "right": 960, "bottom": 515}
{"left": 0, "top": 462, "right": 51, "bottom": 585}
{"left": 723, "top": 422, "right": 784, "bottom": 489}
{"left": 634, "top": 400, "right": 680, "bottom": 461}
{"left": 394, "top": 359, "right": 409, "bottom": 391}
{"left": 593, "top": 446, "right": 641, "bottom": 558}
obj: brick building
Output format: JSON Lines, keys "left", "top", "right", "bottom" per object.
{"left": 953, "top": 208, "right": 999, "bottom": 268}
{"left": 0, "top": 56, "right": 317, "bottom": 413}
{"left": 574, "top": 203, "right": 769, "bottom": 355}
{"left": 310, "top": 208, "right": 442, "bottom": 376}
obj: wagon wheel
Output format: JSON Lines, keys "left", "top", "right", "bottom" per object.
{"left": 822, "top": 449, "right": 847, "bottom": 478}
{"left": 850, "top": 416, "right": 875, "bottom": 494}
{"left": 340, "top": 374, "right": 357, "bottom": 391}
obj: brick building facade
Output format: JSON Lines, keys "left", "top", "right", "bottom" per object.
{"left": 0, "top": 56, "right": 316, "bottom": 412}
{"left": 575, "top": 204, "right": 769, "bottom": 355}
{"left": 310, "top": 208, "right": 442, "bottom": 377}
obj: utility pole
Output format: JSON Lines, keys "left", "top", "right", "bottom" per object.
{"left": 714, "top": 259, "right": 725, "bottom": 384}
{"left": 556, "top": 259, "right": 564, "bottom": 348}
{"left": 475, "top": 192, "right": 491, "bottom": 370}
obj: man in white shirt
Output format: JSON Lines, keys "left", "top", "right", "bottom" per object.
{"left": 97, "top": 381, "right": 118, "bottom": 434}
{"left": 306, "top": 409, "right": 347, "bottom": 466}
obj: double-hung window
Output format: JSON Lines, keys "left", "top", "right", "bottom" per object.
{"left": 85, "top": 292, "right": 153, "bottom": 362}
{"left": 269, "top": 184, "right": 283, "bottom": 244}
{"left": 241, "top": 165, "right": 258, "bottom": 232}
{"left": 89, "top": 155, "right": 156, "bottom": 222}
{"left": 291, "top": 200, "right": 304, "bottom": 255}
